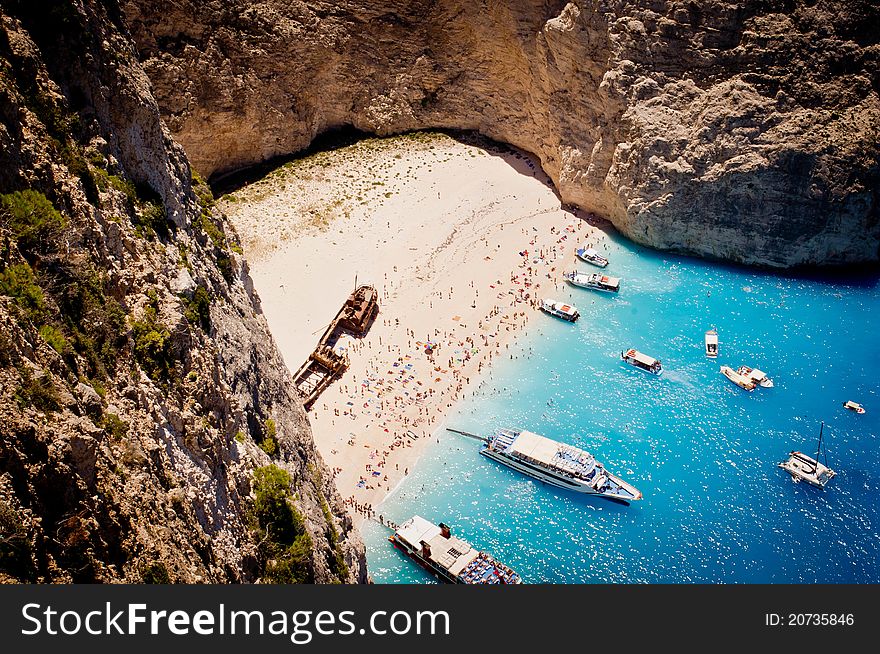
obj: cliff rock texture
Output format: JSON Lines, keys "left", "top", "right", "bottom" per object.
{"left": 123, "top": 0, "right": 880, "bottom": 267}
{"left": 0, "top": 0, "right": 365, "bottom": 583}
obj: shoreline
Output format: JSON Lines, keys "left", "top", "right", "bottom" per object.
{"left": 219, "top": 132, "right": 608, "bottom": 528}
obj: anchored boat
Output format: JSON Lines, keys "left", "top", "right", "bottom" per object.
{"left": 540, "top": 298, "right": 580, "bottom": 322}
{"left": 564, "top": 270, "right": 621, "bottom": 293}
{"left": 621, "top": 348, "right": 662, "bottom": 375}
{"left": 843, "top": 400, "right": 865, "bottom": 414}
{"left": 738, "top": 365, "right": 774, "bottom": 388}
{"left": 720, "top": 365, "right": 756, "bottom": 391}
{"left": 704, "top": 329, "right": 718, "bottom": 358}
{"left": 778, "top": 422, "right": 837, "bottom": 488}
{"left": 480, "top": 428, "right": 642, "bottom": 503}
{"left": 575, "top": 246, "right": 609, "bottom": 268}
{"left": 389, "top": 516, "right": 522, "bottom": 584}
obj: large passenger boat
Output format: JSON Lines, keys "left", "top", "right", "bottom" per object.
{"left": 563, "top": 270, "right": 621, "bottom": 293}
{"left": 480, "top": 428, "right": 642, "bottom": 503}
{"left": 540, "top": 298, "right": 580, "bottom": 322}
{"left": 389, "top": 516, "right": 522, "bottom": 584}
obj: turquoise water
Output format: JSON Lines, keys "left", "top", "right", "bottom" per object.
{"left": 362, "top": 232, "right": 880, "bottom": 583}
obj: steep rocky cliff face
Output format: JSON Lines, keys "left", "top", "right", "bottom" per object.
{"left": 123, "top": 0, "right": 879, "bottom": 267}
{"left": 0, "top": 1, "right": 365, "bottom": 583}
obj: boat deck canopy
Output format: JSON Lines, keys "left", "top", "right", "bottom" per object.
{"left": 627, "top": 349, "right": 658, "bottom": 366}
{"left": 395, "top": 515, "right": 441, "bottom": 549}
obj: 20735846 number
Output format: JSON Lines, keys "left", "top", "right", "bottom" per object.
{"left": 787, "top": 614, "right": 854, "bottom": 626}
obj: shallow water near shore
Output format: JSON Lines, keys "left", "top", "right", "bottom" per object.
{"left": 362, "top": 232, "right": 880, "bottom": 583}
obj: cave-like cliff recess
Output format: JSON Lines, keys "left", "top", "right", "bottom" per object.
{"left": 122, "top": 0, "right": 880, "bottom": 268}
{"left": 0, "top": 1, "right": 365, "bottom": 583}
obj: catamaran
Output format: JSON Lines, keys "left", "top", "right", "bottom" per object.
{"left": 720, "top": 365, "right": 756, "bottom": 391}
{"left": 389, "top": 516, "right": 522, "bottom": 584}
{"left": 737, "top": 365, "right": 774, "bottom": 388}
{"left": 704, "top": 329, "right": 718, "bottom": 358}
{"left": 480, "top": 428, "right": 642, "bottom": 503}
{"left": 621, "top": 348, "right": 662, "bottom": 375}
{"left": 778, "top": 422, "right": 837, "bottom": 488}
{"left": 540, "top": 298, "right": 580, "bottom": 322}
{"left": 575, "top": 246, "right": 609, "bottom": 268}
{"left": 563, "top": 270, "right": 621, "bottom": 293}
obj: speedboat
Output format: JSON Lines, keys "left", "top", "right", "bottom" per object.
{"left": 843, "top": 400, "right": 865, "bottom": 414}
{"left": 575, "top": 246, "right": 609, "bottom": 268}
{"left": 540, "top": 299, "right": 579, "bottom": 322}
{"left": 738, "top": 366, "right": 774, "bottom": 388}
{"left": 720, "top": 365, "right": 756, "bottom": 391}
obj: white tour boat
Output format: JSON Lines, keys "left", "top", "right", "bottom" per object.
{"left": 563, "top": 270, "right": 621, "bottom": 293}
{"left": 540, "top": 298, "right": 579, "bottom": 322}
{"left": 389, "top": 516, "right": 522, "bottom": 584}
{"left": 720, "top": 365, "right": 756, "bottom": 391}
{"left": 621, "top": 348, "right": 662, "bottom": 375}
{"left": 480, "top": 428, "right": 642, "bottom": 503}
{"left": 843, "top": 400, "right": 865, "bottom": 414}
{"left": 704, "top": 329, "right": 718, "bottom": 358}
{"left": 575, "top": 246, "right": 609, "bottom": 268}
{"left": 778, "top": 422, "right": 837, "bottom": 489}
{"left": 738, "top": 365, "right": 774, "bottom": 388}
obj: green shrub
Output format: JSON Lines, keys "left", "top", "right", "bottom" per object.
{"left": 39, "top": 324, "right": 68, "bottom": 354}
{"left": 0, "top": 190, "right": 67, "bottom": 254}
{"left": 183, "top": 285, "right": 211, "bottom": 332}
{"left": 252, "top": 465, "right": 314, "bottom": 584}
{"left": 100, "top": 412, "right": 128, "bottom": 440}
{"left": 133, "top": 201, "right": 171, "bottom": 240}
{"left": 216, "top": 252, "right": 234, "bottom": 284}
{"left": 198, "top": 213, "right": 226, "bottom": 249}
{"left": 0, "top": 263, "right": 47, "bottom": 324}
{"left": 140, "top": 561, "right": 171, "bottom": 584}
{"left": 14, "top": 367, "right": 60, "bottom": 412}
{"left": 132, "top": 295, "right": 173, "bottom": 383}
{"left": 0, "top": 500, "right": 34, "bottom": 582}
{"left": 235, "top": 430, "right": 246, "bottom": 444}
{"left": 259, "top": 418, "right": 278, "bottom": 455}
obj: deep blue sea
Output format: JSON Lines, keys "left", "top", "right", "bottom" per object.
{"left": 362, "top": 231, "right": 880, "bottom": 583}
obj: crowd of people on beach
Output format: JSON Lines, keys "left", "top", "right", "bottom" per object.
{"left": 311, "top": 216, "right": 592, "bottom": 521}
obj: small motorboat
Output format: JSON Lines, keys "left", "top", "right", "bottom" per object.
{"left": 621, "top": 348, "right": 662, "bottom": 375}
{"left": 738, "top": 365, "right": 773, "bottom": 388}
{"left": 704, "top": 329, "right": 718, "bottom": 358}
{"left": 720, "top": 365, "right": 756, "bottom": 391}
{"left": 843, "top": 400, "right": 866, "bottom": 414}
{"left": 540, "top": 299, "right": 580, "bottom": 322}
{"left": 575, "top": 246, "right": 609, "bottom": 268}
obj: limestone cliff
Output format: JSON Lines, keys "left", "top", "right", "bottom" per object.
{"left": 123, "top": 0, "right": 879, "bottom": 267}
{"left": 0, "top": 0, "right": 365, "bottom": 583}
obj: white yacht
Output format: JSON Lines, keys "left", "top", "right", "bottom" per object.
{"left": 389, "top": 516, "right": 522, "bottom": 584}
{"left": 564, "top": 270, "right": 621, "bottom": 293}
{"left": 779, "top": 422, "right": 836, "bottom": 488}
{"left": 480, "top": 428, "right": 642, "bottom": 503}
{"left": 704, "top": 329, "right": 718, "bottom": 358}
{"left": 575, "top": 246, "right": 609, "bottom": 268}
{"left": 540, "top": 298, "right": 579, "bottom": 322}
{"left": 738, "top": 365, "right": 774, "bottom": 388}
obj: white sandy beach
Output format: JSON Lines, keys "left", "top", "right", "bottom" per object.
{"left": 219, "top": 132, "right": 608, "bottom": 525}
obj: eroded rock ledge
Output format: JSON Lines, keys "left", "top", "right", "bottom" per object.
{"left": 123, "top": 0, "right": 879, "bottom": 267}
